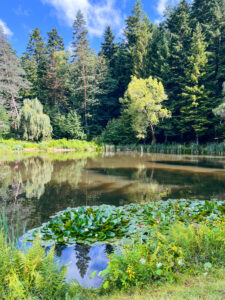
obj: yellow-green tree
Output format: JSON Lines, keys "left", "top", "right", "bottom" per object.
{"left": 121, "top": 76, "right": 171, "bottom": 142}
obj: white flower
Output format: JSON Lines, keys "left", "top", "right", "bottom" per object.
{"left": 156, "top": 262, "right": 162, "bottom": 268}
{"left": 95, "top": 234, "right": 98, "bottom": 237}
{"left": 98, "top": 271, "right": 102, "bottom": 277}
{"left": 178, "top": 259, "right": 184, "bottom": 266}
{"left": 76, "top": 209, "right": 79, "bottom": 212}
{"left": 203, "top": 272, "right": 208, "bottom": 276}
{"left": 84, "top": 228, "right": 89, "bottom": 232}
{"left": 140, "top": 258, "right": 146, "bottom": 264}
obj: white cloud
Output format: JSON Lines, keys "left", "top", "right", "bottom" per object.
{"left": 41, "top": 0, "right": 122, "bottom": 37}
{"left": 157, "top": 0, "right": 168, "bottom": 15}
{"left": 0, "top": 19, "right": 13, "bottom": 36}
{"left": 157, "top": 0, "right": 181, "bottom": 16}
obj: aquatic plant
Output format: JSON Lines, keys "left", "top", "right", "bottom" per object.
{"left": 25, "top": 199, "right": 225, "bottom": 246}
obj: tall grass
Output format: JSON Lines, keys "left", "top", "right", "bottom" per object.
{"left": 104, "top": 142, "right": 225, "bottom": 156}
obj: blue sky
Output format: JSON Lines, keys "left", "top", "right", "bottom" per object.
{"left": 0, "top": 0, "right": 180, "bottom": 56}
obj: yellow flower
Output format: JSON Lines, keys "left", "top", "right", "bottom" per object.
{"left": 126, "top": 265, "right": 135, "bottom": 280}
{"left": 171, "top": 246, "right": 178, "bottom": 252}
{"left": 115, "top": 243, "right": 118, "bottom": 246}
{"left": 158, "top": 242, "right": 162, "bottom": 246}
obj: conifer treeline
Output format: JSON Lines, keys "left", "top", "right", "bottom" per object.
{"left": 1, "top": 0, "right": 225, "bottom": 143}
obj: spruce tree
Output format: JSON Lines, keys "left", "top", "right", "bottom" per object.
{"left": 164, "top": 0, "right": 192, "bottom": 141}
{"left": 180, "top": 23, "right": 211, "bottom": 143}
{"left": 124, "top": 0, "right": 152, "bottom": 78}
{"left": 101, "top": 26, "right": 117, "bottom": 69}
{"left": 47, "top": 28, "right": 64, "bottom": 54}
{"left": 71, "top": 10, "right": 90, "bottom": 129}
{"left": 21, "top": 28, "right": 47, "bottom": 102}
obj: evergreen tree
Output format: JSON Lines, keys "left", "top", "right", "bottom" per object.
{"left": 124, "top": 0, "right": 151, "bottom": 78}
{"left": 21, "top": 28, "right": 47, "bottom": 102}
{"left": 47, "top": 28, "right": 64, "bottom": 54}
{"left": 180, "top": 23, "right": 211, "bottom": 143}
{"left": 0, "top": 27, "right": 29, "bottom": 123}
{"left": 164, "top": 0, "right": 192, "bottom": 141}
{"left": 71, "top": 10, "right": 89, "bottom": 129}
{"left": 101, "top": 26, "right": 117, "bottom": 69}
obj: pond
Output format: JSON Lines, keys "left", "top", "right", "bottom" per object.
{"left": 1, "top": 151, "right": 225, "bottom": 287}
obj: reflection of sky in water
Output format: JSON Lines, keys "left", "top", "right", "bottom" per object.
{"left": 18, "top": 238, "right": 112, "bottom": 288}
{"left": 55, "top": 244, "right": 112, "bottom": 288}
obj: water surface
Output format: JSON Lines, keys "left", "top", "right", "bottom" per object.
{"left": 1, "top": 151, "right": 225, "bottom": 286}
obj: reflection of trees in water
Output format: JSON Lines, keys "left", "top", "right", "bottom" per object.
{"left": 129, "top": 167, "right": 170, "bottom": 202}
{"left": 21, "top": 158, "right": 53, "bottom": 199}
{"left": 0, "top": 164, "right": 11, "bottom": 199}
{"left": 51, "top": 159, "right": 87, "bottom": 187}
{"left": 75, "top": 244, "right": 91, "bottom": 278}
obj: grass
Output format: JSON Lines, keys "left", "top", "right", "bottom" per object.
{"left": 99, "top": 269, "right": 225, "bottom": 300}
{"left": 0, "top": 138, "right": 101, "bottom": 153}
{"left": 104, "top": 142, "right": 225, "bottom": 156}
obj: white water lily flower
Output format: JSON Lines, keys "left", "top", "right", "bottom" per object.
{"left": 178, "top": 259, "right": 184, "bottom": 266}
{"left": 140, "top": 258, "right": 146, "bottom": 264}
{"left": 84, "top": 228, "right": 89, "bottom": 232}
{"left": 157, "top": 262, "right": 162, "bottom": 268}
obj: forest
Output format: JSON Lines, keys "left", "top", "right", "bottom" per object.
{"left": 1, "top": 0, "right": 225, "bottom": 145}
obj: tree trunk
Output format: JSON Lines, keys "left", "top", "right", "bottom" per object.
{"left": 82, "top": 54, "right": 87, "bottom": 130}
{"left": 150, "top": 125, "right": 156, "bottom": 144}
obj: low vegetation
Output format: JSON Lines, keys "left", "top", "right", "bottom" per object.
{"left": 0, "top": 138, "right": 101, "bottom": 153}
{"left": 25, "top": 200, "right": 225, "bottom": 247}
{"left": 104, "top": 142, "right": 225, "bottom": 156}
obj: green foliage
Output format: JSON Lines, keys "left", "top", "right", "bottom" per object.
{"left": 25, "top": 199, "right": 225, "bottom": 246}
{"left": 0, "top": 138, "right": 101, "bottom": 153}
{"left": 0, "top": 232, "right": 69, "bottom": 299}
{"left": 101, "top": 114, "right": 137, "bottom": 145}
{"left": 100, "top": 219, "right": 225, "bottom": 290}
{"left": 52, "top": 111, "right": 86, "bottom": 140}
{"left": 19, "top": 98, "right": 52, "bottom": 141}
{"left": 121, "top": 76, "right": 171, "bottom": 141}
{"left": 0, "top": 105, "right": 10, "bottom": 137}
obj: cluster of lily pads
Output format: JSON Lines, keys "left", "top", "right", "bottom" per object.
{"left": 25, "top": 199, "right": 225, "bottom": 246}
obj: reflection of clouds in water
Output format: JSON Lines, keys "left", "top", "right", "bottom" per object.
{"left": 57, "top": 244, "right": 110, "bottom": 288}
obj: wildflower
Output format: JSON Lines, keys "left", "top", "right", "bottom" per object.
{"left": 76, "top": 209, "right": 79, "bottom": 212}
{"left": 178, "top": 259, "right": 184, "bottom": 266}
{"left": 156, "top": 262, "right": 162, "bottom": 268}
{"left": 171, "top": 246, "right": 178, "bottom": 252}
{"left": 84, "top": 228, "right": 89, "bottom": 232}
{"left": 140, "top": 258, "right": 146, "bottom": 264}
{"left": 95, "top": 234, "right": 98, "bottom": 237}
{"left": 115, "top": 242, "right": 118, "bottom": 246}
{"left": 158, "top": 242, "right": 162, "bottom": 246}
{"left": 203, "top": 272, "right": 208, "bottom": 276}
{"left": 98, "top": 271, "right": 102, "bottom": 277}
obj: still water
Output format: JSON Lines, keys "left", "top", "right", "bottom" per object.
{"left": 1, "top": 151, "right": 225, "bottom": 286}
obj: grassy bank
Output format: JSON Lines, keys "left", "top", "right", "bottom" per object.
{"left": 104, "top": 142, "right": 225, "bottom": 156}
{"left": 0, "top": 138, "right": 101, "bottom": 153}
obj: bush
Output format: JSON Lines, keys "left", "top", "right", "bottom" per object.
{"left": 0, "top": 105, "right": 10, "bottom": 137}
{"left": 100, "top": 219, "right": 225, "bottom": 290}
{"left": 51, "top": 110, "right": 86, "bottom": 140}
{"left": 101, "top": 115, "right": 137, "bottom": 145}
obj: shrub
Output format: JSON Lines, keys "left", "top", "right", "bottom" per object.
{"left": 0, "top": 105, "right": 10, "bottom": 137}
{"left": 100, "top": 219, "right": 225, "bottom": 290}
